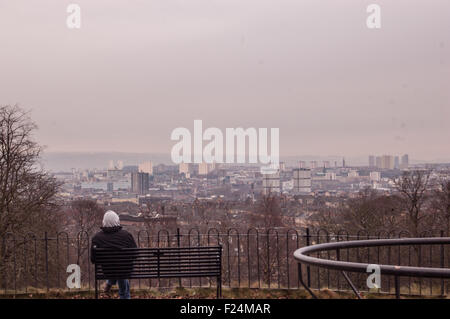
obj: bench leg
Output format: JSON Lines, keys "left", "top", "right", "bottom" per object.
{"left": 95, "top": 279, "right": 98, "bottom": 299}
{"left": 217, "top": 276, "right": 222, "bottom": 299}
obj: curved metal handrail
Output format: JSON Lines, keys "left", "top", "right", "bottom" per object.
{"left": 294, "top": 237, "right": 450, "bottom": 279}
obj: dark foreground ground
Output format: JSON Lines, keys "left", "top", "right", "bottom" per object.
{"left": 0, "top": 287, "right": 447, "bottom": 299}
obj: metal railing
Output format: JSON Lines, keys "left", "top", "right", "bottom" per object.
{"left": 294, "top": 236, "right": 450, "bottom": 298}
{"left": 1, "top": 228, "right": 449, "bottom": 297}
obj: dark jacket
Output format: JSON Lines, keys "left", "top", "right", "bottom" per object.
{"left": 90, "top": 226, "right": 137, "bottom": 264}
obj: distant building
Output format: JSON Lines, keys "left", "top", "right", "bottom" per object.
{"left": 111, "top": 197, "right": 139, "bottom": 204}
{"left": 139, "top": 161, "right": 153, "bottom": 175}
{"left": 369, "top": 155, "right": 376, "bottom": 167}
{"left": 381, "top": 155, "right": 395, "bottom": 170}
{"left": 122, "top": 165, "right": 139, "bottom": 173}
{"left": 401, "top": 154, "right": 409, "bottom": 169}
{"left": 282, "top": 179, "right": 293, "bottom": 191}
{"left": 293, "top": 168, "right": 311, "bottom": 194}
{"left": 179, "top": 163, "right": 190, "bottom": 174}
{"left": 198, "top": 162, "right": 209, "bottom": 175}
{"left": 263, "top": 171, "right": 281, "bottom": 195}
{"left": 394, "top": 156, "right": 400, "bottom": 169}
{"left": 310, "top": 161, "right": 318, "bottom": 169}
{"left": 107, "top": 169, "right": 123, "bottom": 179}
{"left": 376, "top": 156, "right": 382, "bottom": 168}
{"left": 208, "top": 162, "right": 216, "bottom": 172}
{"left": 370, "top": 171, "right": 381, "bottom": 182}
{"left": 323, "top": 161, "right": 330, "bottom": 168}
{"left": 348, "top": 170, "right": 359, "bottom": 178}
{"left": 108, "top": 160, "right": 124, "bottom": 170}
{"left": 299, "top": 161, "right": 306, "bottom": 169}
{"left": 131, "top": 172, "right": 149, "bottom": 195}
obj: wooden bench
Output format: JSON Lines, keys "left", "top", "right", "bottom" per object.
{"left": 93, "top": 245, "right": 222, "bottom": 298}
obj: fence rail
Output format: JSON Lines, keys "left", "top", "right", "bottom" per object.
{"left": 0, "top": 228, "right": 449, "bottom": 297}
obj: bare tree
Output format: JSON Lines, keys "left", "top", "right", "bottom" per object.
{"left": 431, "top": 179, "right": 450, "bottom": 235}
{"left": 0, "top": 104, "right": 61, "bottom": 235}
{"left": 0, "top": 105, "right": 63, "bottom": 290}
{"left": 310, "top": 187, "right": 401, "bottom": 235}
{"left": 394, "top": 170, "right": 431, "bottom": 236}
{"left": 69, "top": 199, "right": 104, "bottom": 236}
{"left": 250, "top": 195, "right": 284, "bottom": 229}
{"left": 66, "top": 199, "right": 104, "bottom": 265}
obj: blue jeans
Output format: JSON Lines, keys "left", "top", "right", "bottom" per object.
{"left": 107, "top": 279, "right": 130, "bottom": 299}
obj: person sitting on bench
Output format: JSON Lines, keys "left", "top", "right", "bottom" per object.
{"left": 91, "top": 210, "right": 137, "bottom": 299}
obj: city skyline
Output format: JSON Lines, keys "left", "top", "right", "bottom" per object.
{"left": 40, "top": 150, "right": 422, "bottom": 172}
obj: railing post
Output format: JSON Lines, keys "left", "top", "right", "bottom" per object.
{"left": 56, "top": 235, "right": 60, "bottom": 289}
{"left": 2, "top": 236, "right": 6, "bottom": 293}
{"left": 297, "top": 262, "right": 317, "bottom": 299}
{"left": 336, "top": 248, "right": 340, "bottom": 290}
{"left": 12, "top": 236, "right": 16, "bottom": 296}
{"left": 177, "top": 228, "right": 181, "bottom": 287}
{"left": 395, "top": 276, "right": 400, "bottom": 299}
{"left": 44, "top": 232, "right": 49, "bottom": 292}
{"left": 440, "top": 230, "right": 445, "bottom": 296}
{"left": 305, "top": 228, "right": 311, "bottom": 288}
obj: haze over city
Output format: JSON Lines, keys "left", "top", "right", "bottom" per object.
{"left": 1, "top": 0, "right": 449, "bottom": 164}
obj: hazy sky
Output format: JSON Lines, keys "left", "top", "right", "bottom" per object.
{"left": 0, "top": 1, "right": 449, "bottom": 160}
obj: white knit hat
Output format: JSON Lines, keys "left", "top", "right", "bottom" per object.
{"left": 102, "top": 210, "right": 120, "bottom": 228}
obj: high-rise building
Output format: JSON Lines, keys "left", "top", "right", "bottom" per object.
{"left": 299, "top": 161, "right": 306, "bottom": 169}
{"left": 198, "top": 162, "right": 209, "bottom": 175}
{"left": 376, "top": 156, "right": 382, "bottom": 168}
{"left": 138, "top": 161, "right": 153, "bottom": 175}
{"left": 381, "top": 155, "right": 395, "bottom": 170}
{"left": 131, "top": 172, "right": 149, "bottom": 195}
{"left": 310, "top": 161, "right": 317, "bottom": 169}
{"left": 263, "top": 171, "right": 281, "bottom": 195}
{"left": 293, "top": 168, "right": 311, "bottom": 194}
{"left": 369, "top": 155, "right": 376, "bottom": 167}
{"left": 394, "top": 156, "right": 400, "bottom": 169}
{"left": 323, "top": 161, "right": 330, "bottom": 168}
{"left": 117, "top": 160, "right": 124, "bottom": 170}
{"left": 401, "top": 154, "right": 409, "bottom": 168}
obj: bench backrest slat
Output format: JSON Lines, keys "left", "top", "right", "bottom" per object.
{"left": 94, "top": 246, "right": 222, "bottom": 280}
